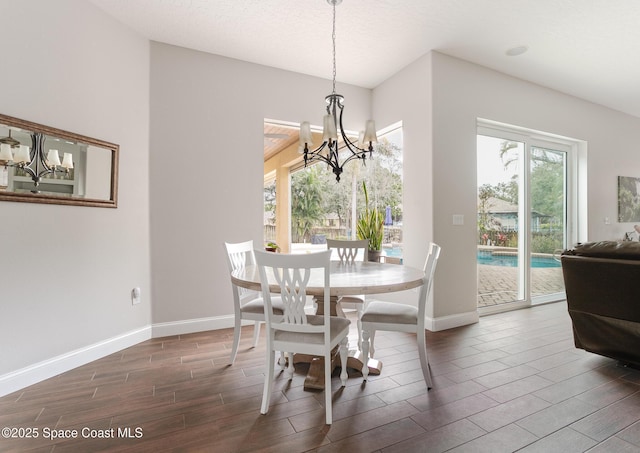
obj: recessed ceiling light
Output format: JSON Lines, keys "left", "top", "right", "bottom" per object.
{"left": 506, "top": 45, "right": 528, "bottom": 57}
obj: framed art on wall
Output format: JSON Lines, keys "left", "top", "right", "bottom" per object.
{"left": 618, "top": 175, "right": 640, "bottom": 222}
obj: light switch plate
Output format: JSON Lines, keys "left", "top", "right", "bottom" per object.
{"left": 453, "top": 214, "right": 464, "bottom": 225}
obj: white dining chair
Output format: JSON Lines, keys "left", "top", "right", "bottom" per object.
{"left": 255, "top": 249, "right": 350, "bottom": 425}
{"left": 224, "top": 240, "right": 284, "bottom": 364}
{"left": 326, "top": 238, "right": 368, "bottom": 348}
{"left": 361, "top": 242, "right": 441, "bottom": 389}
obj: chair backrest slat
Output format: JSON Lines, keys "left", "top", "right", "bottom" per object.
{"left": 224, "top": 240, "right": 256, "bottom": 300}
{"left": 225, "top": 240, "right": 255, "bottom": 272}
{"left": 326, "top": 239, "right": 368, "bottom": 264}
{"left": 255, "top": 250, "right": 332, "bottom": 335}
{"left": 274, "top": 266, "right": 311, "bottom": 324}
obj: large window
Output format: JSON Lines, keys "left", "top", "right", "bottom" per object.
{"left": 263, "top": 122, "right": 403, "bottom": 259}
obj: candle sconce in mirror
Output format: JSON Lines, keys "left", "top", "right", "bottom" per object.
{"left": 0, "top": 114, "right": 118, "bottom": 208}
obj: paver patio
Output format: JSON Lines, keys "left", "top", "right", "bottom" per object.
{"left": 478, "top": 264, "right": 565, "bottom": 307}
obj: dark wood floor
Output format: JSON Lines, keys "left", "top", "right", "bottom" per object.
{"left": 1, "top": 301, "right": 640, "bottom": 452}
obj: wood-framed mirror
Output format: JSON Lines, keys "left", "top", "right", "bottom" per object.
{"left": 0, "top": 114, "right": 118, "bottom": 208}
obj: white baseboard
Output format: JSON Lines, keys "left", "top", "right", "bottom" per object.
{"left": 150, "top": 304, "right": 317, "bottom": 338}
{"left": 425, "top": 310, "right": 479, "bottom": 332}
{"left": 151, "top": 315, "right": 237, "bottom": 337}
{"left": 2, "top": 312, "right": 296, "bottom": 397}
{"left": 0, "top": 326, "right": 151, "bottom": 398}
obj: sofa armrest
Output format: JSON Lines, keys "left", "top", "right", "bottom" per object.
{"left": 561, "top": 255, "right": 640, "bottom": 322}
{"left": 562, "top": 240, "right": 640, "bottom": 260}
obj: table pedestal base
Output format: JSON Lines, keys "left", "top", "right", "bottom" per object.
{"left": 288, "top": 295, "right": 384, "bottom": 390}
{"left": 293, "top": 348, "right": 382, "bottom": 390}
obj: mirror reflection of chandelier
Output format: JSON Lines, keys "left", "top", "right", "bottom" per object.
{"left": 0, "top": 132, "right": 74, "bottom": 191}
{"left": 299, "top": 0, "right": 378, "bottom": 182}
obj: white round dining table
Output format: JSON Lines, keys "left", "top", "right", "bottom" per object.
{"left": 231, "top": 260, "right": 426, "bottom": 390}
{"left": 231, "top": 261, "right": 425, "bottom": 299}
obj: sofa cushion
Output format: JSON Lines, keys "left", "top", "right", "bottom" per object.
{"left": 562, "top": 240, "right": 640, "bottom": 260}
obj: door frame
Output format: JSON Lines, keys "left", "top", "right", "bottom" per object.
{"left": 477, "top": 119, "right": 582, "bottom": 314}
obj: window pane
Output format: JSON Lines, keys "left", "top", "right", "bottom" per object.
{"left": 477, "top": 135, "right": 523, "bottom": 307}
{"left": 530, "top": 146, "right": 566, "bottom": 299}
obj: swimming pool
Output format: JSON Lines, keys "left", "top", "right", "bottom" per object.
{"left": 383, "top": 247, "right": 403, "bottom": 258}
{"left": 477, "top": 251, "right": 560, "bottom": 268}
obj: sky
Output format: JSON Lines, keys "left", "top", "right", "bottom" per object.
{"left": 477, "top": 134, "right": 521, "bottom": 187}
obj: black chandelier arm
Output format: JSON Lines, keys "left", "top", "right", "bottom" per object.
{"left": 304, "top": 143, "right": 336, "bottom": 167}
{"left": 305, "top": 150, "right": 334, "bottom": 168}
{"left": 18, "top": 161, "right": 37, "bottom": 181}
{"left": 336, "top": 104, "right": 374, "bottom": 157}
{"left": 338, "top": 149, "right": 368, "bottom": 167}
{"left": 303, "top": 142, "right": 343, "bottom": 181}
{"left": 305, "top": 140, "right": 329, "bottom": 157}
{"left": 302, "top": 131, "right": 374, "bottom": 176}
{"left": 27, "top": 133, "right": 55, "bottom": 185}
{"left": 341, "top": 133, "right": 371, "bottom": 156}
{"left": 16, "top": 163, "right": 59, "bottom": 187}
{"left": 303, "top": 142, "right": 365, "bottom": 183}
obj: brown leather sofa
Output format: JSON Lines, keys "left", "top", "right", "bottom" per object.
{"left": 561, "top": 241, "right": 640, "bottom": 368}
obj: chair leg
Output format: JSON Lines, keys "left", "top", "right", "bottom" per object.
{"left": 339, "top": 337, "right": 348, "bottom": 386}
{"left": 252, "top": 321, "right": 261, "bottom": 348}
{"left": 286, "top": 352, "right": 295, "bottom": 380}
{"left": 278, "top": 351, "right": 287, "bottom": 370}
{"left": 260, "top": 348, "right": 276, "bottom": 415}
{"left": 362, "top": 330, "right": 370, "bottom": 381}
{"left": 417, "top": 329, "right": 433, "bottom": 389}
{"left": 230, "top": 315, "right": 242, "bottom": 364}
{"left": 356, "top": 304, "right": 363, "bottom": 350}
{"left": 369, "top": 330, "right": 376, "bottom": 357}
{"left": 324, "top": 349, "right": 332, "bottom": 425}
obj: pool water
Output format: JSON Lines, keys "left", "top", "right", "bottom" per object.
{"left": 383, "top": 247, "right": 403, "bottom": 258}
{"left": 382, "top": 248, "right": 559, "bottom": 268}
{"left": 477, "top": 251, "right": 560, "bottom": 268}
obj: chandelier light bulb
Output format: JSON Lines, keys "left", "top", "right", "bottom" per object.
{"left": 14, "top": 145, "right": 31, "bottom": 164}
{"left": 299, "top": 121, "right": 313, "bottom": 145}
{"left": 61, "top": 152, "right": 74, "bottom": 169}
{"left": 0, "top": 143, "right": 13, "bottom": 161}
{"left": 47, "top": 149, "right": 61, "bottom": 167}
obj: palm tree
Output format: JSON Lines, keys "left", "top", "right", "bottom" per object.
{"left": 291, "top": 167, "right": 326, "bottom": 242}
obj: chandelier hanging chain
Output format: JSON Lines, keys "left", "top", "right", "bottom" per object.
{"left": 331, "top": 0, "right": 337, "bottom": 95}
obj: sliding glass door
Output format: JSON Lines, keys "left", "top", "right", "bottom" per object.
{"left": 529, "top": 144, "right": 567, "bottom": 302}
{"left": 477, "top": 124, "right": 571, "bottom": 310}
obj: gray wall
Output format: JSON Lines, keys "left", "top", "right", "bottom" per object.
{"left": 149, "top": 43, "right": 372, "bottom": 331}
{"left": 0, "top": 0, "right": 151, "bottom": 389}
{"left": 375, "top": 51, "right": 640, "bottom": 328}
{"left": 431, "top": 51, "right": 640, "bottom": 321}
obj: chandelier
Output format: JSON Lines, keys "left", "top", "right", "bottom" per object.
{"left": 299, "top": 0, "right": 377, "bottom": 182}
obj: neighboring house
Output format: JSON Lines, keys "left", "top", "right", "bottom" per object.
{"left": 479, "top": 197, "right": 550, "bottom": 233}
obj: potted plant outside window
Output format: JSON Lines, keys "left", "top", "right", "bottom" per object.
{"left": 265, "top": 241, "right": 280, "bottom": 252}
{"left": 356, "top": 181, "right": 384, "bottom": 262}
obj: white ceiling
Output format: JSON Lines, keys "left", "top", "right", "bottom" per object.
{"left": 90, "top": 0, "right": 640, "bottom": 117}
